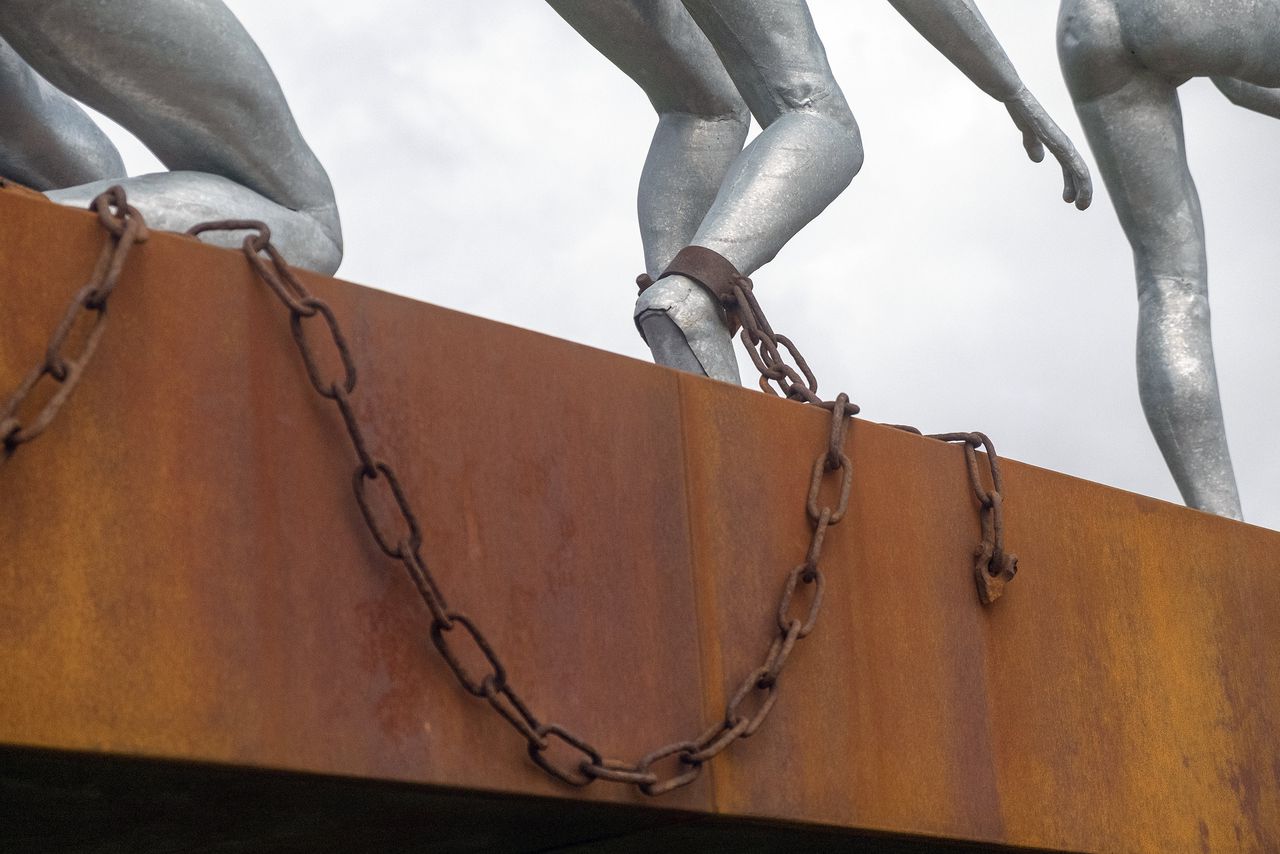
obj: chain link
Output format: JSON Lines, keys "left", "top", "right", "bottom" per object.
{"left": 431, "top": 612, "right": 507, "bottom": 696}
{"left": 352, "top": 460, "right": 422, "bottom": 558}
{"left": 635, "top": 740, "right": 703, "bottom": 796}
{"left": 1, "top": 187, "right": 148, "bottom": 459}
{"left": 884, "top": 425, "right": 1017, "bottom": 603}
{"left": 927, "top": 431, "right": 1017, "bottom": 604}
{"left": 528, "top": 724, "right": 602, "bottom": 787}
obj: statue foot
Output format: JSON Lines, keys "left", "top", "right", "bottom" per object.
{"left": 45, "top": 172, "right": 343, "bottom": 275}
{"left": 634, "top": 275, "right": 740, "bottom": 384}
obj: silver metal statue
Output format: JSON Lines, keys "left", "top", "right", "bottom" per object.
{"left": 548, "top": 0, "right": 1092, "bottom": 385}
{"left": 0, "top": 1, "right": 341, "bottom": 274}
{"left": 1058, "top": 0, "right": 1280, "bottom": 520}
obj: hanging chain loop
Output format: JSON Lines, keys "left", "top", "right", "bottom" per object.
{"left": 926, "top": 431, "right": 1018, "bottom": 604}
{"left": 721, "top": 278, "right": 1017, "bottom": 604}
{"left": 176, "top": 222, "right": 870, "bottom": 796}
{"left": 4, "top": 195, "right": 1019, "bottom": 796}
{"left": 2, "top": 187, "right": 1018, "bottom": 797}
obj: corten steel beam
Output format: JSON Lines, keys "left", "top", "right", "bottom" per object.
{"left": 1, "top": 185, "right": 1277, "bottom": 853}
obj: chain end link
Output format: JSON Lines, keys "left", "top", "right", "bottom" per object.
{"left": 975, "top": 551, "right": 1018, "bottom": 605}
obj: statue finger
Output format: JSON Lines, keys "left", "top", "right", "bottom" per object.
{"left": 1061, "top": 164, "right": 1078, "bottom": 205}
{"left": 1023, "top": 129, "right": 1046, "bottom": 163}
{"left": 1057, "top": 148, "right": 1093, "bottom": 210}
{"left": 1073, "top": 166, "right": 1094, "bottom": 210}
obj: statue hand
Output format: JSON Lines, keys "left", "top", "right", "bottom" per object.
{"left": 1004, "top": 87, "right": 1093, "bottom": 210}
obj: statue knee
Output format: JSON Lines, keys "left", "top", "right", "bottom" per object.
{"left": 661, "top": 83, "right": 749, "bottom": 130}
{"left": 1133, "top": 228, "right": 1205, "bottom": 297}
{"left": 1136, "top": 276, "right": 1214, "bottom": 388}
{"left": 1136, "top": 280, "right": 1217, "bottom": 408}
{"left": 1138, "top": 274, "right": 1210, "bottom": 319}
{"left": 805, "top": 108, "right": 864, "bottom": 184}
{"left": 764, "top": 75, "right": 863, "bottom": 173}
{"left": 725, "top": 98, "right": 752, "bottom": 138}
{"left": 843, "top": 118, "right": 865, "bottom": 179}
{"left": 710, "top": 89, "right": 751, "bottom": 127}
{"left": 694, "top": 96, "right": 750, "bottom": 147}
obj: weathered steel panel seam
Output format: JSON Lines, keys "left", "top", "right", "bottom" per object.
{"left": 673, "top": 370, "right": 724, "bottom": 814}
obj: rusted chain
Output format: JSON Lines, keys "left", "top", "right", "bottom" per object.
{"left": 727, "top": 276, "right": 826, "bottom": 405}
{"left": 927, "top": 431, "right": 1017, "bottom": 604}
{"left": 182, "top": 221, "right": 1013, "bottom": 790}
{"left": 886, "top": 424, "right": 1018, "bottom": 603}
{"left": 0, "top": 175, "right": 1016, "bottom": 797}
{"left": 186, "top": 220, "right": 860, "bottom": 796}
{"left": 1, "top": 187, "right": 148, "bottom": 459}
{"left": 7, "top": 195, "right": 1015, "bottom": 791}
{"left": 719, "top": 276, "right": 1017, "bottom": 604}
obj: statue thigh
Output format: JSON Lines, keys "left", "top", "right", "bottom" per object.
{"left": 680, "top": 0, "right": 855, "bottom": 132}
{"left": 0, "top": 35, "right": 123, "bottom": 189}
{"left": 546, "top": 0, "right": 749, "bottom": 274}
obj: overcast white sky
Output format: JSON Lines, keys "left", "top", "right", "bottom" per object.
{"left": 97, "top": 1, "right": 1280, "bottom": 530}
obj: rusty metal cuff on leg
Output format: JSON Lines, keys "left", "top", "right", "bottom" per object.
{"left": 637, "top": 245, "right": 746, "bottom": 335}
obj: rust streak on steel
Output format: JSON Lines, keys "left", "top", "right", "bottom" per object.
{"left": 1, "top": 186, "right": 1278, "bottom": 852}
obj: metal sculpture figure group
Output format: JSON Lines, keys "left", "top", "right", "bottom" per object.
{"left": 2, "top": 0, "right": 1275, "bottom": 521}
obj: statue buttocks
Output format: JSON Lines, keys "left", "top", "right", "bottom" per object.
{"left": 1060, "top": 0, "right": 1280, "bottom": 91}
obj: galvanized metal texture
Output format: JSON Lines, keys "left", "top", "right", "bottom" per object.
{"left": 1, "top": 186, "right": 1278, "bottom": 851}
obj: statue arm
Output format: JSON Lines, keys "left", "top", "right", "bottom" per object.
{"left": 884, "top": 0, "right": 1025, "bottom": 99}
{"left": 1212, "top": 77, "right": 1280, "bottom": 119}
{"left": 885, "top": 0, "right": 1092, "bottom": 208}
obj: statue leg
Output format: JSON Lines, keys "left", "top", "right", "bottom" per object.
{"left": 0, "top": 1, "right": 342, "bottom": 274}
{"left": 655, "top": 0, "right": 863, "bottom": 382}
{"left": 1067, "top": 68, "right": 1242, "bottom": 518}
{"left": 632, "top": 0, "right": 863, "bottom": 382}
{"left": 547, "top": 0, "right": 750, "bottom": 381}
{"left": 547, "top": 0, "right": 750, "bottom": 275}
{"left": 679, "top": 0, "right": 864, "bottom": 274}
{"left": 551, "top": 1, "right": 861, "bottom": 382}
{"left": 0, "top": 36, "right": 124, "bottom": 189}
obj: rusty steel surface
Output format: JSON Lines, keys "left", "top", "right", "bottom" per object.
{"left": 175, "top": 215, "right": 861, "bottom": 798}
{"left": 1, "top": 186, "right": 1278, "bottom": 852}
{"left": 0, "top": 187, "right": 147, "bottom": 455}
